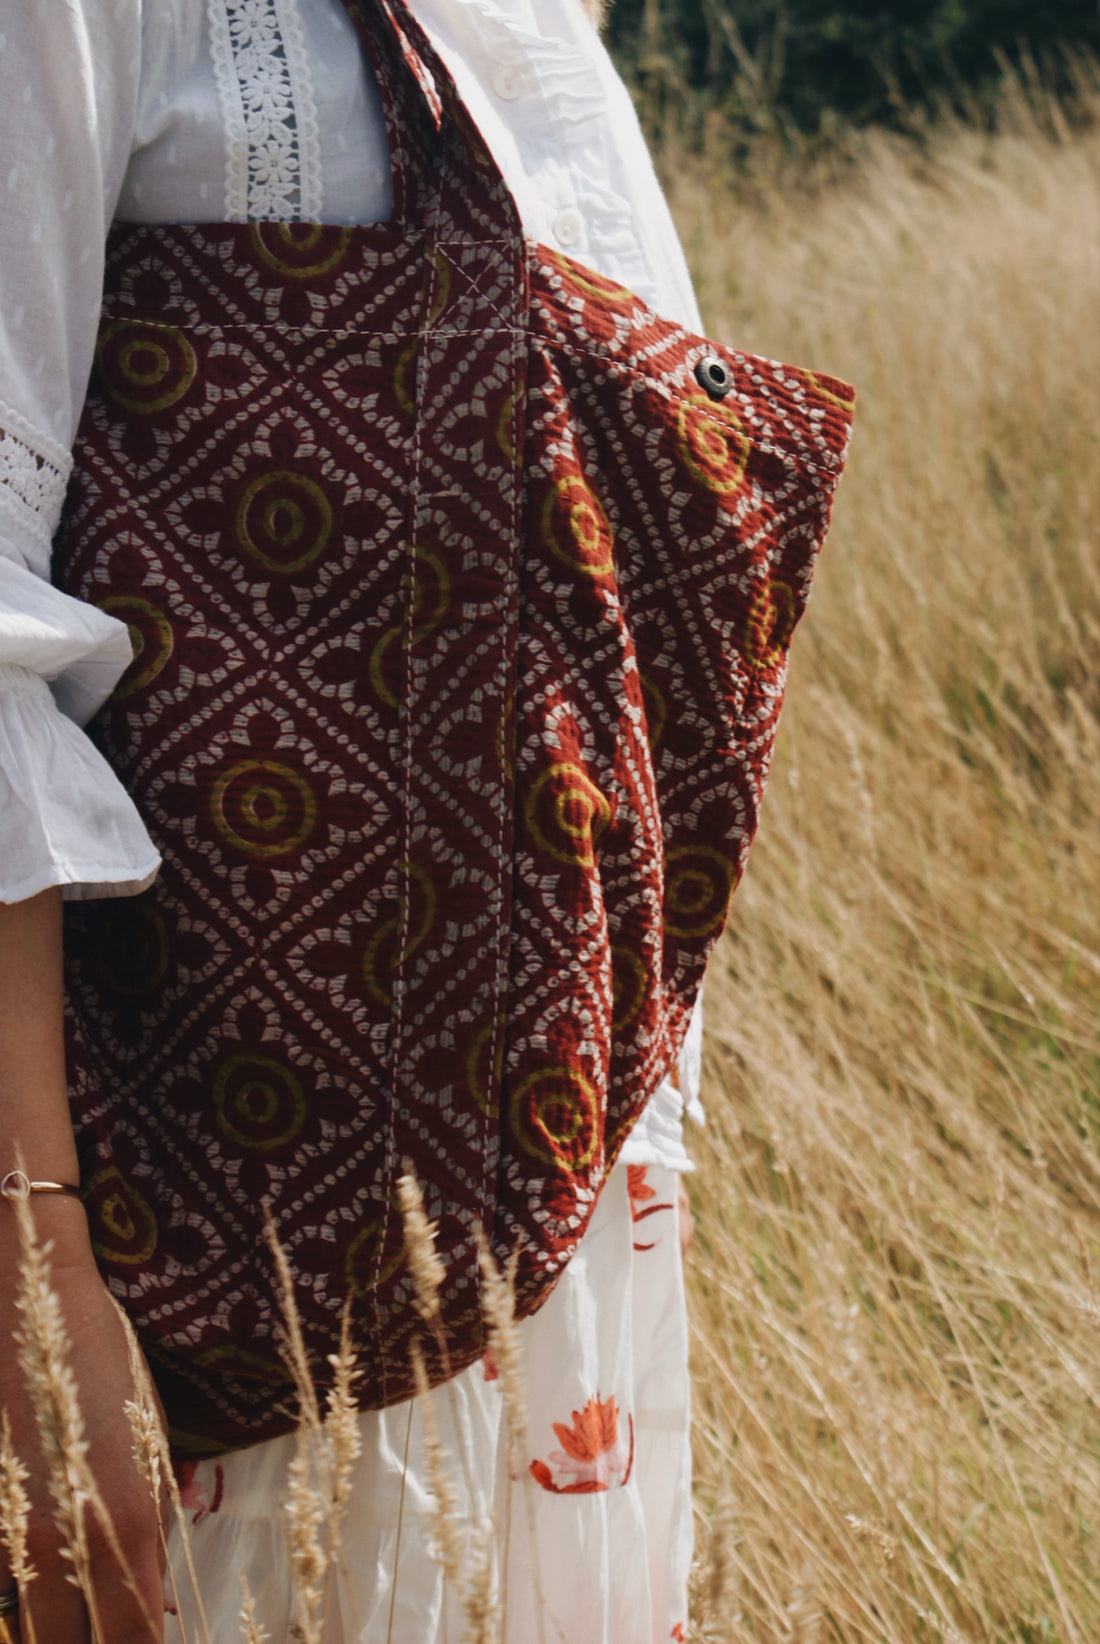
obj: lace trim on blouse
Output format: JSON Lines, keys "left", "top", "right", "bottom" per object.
{"left": 208, "top": 0, "right": 323, "bottom": 222}
{"left": 0, "top": 400, "right": 72, "bottom": 567}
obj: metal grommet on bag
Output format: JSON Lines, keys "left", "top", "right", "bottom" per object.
{"left": 694, "top": 354, "right": 734, "bottom": 400}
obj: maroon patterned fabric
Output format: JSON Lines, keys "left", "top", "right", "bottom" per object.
{"left": 56, "top": 0, "right": 854, "bottom": 1453}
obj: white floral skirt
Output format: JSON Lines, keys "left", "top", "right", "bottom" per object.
{"left": 167, "top": 1163, "right": 692, "bottom": 1643}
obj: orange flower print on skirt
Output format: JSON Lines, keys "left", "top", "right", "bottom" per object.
{"left": 530, "top": 1392, "right": 635, "bottom": 1494}
{"left": 628, "top": 1163, "right": 677, "bottom": 1251}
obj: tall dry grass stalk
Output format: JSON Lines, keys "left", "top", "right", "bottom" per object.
{"left": 9, "top": 1187, "right": 166, "bottom": 1642}
{"left": 666, "top": 73, "right": 1100, "bottom": 1644}
{"left": 112, "top": 1294, "right": 212, "bottom": 1644}
{"left": 262, "top": 1207, "right": 364, "bottom": 1642}
{"left": 0, "top": 1413, "right": 36, "bottom": 1644}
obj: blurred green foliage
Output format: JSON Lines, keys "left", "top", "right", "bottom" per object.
{"left": 605, "top": 1, "right": 1100, "bottom": 133}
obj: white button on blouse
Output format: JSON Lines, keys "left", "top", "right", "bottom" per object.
{"left": 490, "top": 60, "right": 527, "bottom": 101}
{"left": 552, "top": 207, "right": 583, "bottom": 248}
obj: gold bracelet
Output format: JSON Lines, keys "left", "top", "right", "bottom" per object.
{"left": 0, "top": 1170, "right": 83, "bottom": 1203}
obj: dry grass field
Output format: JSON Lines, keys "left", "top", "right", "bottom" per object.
{"left": 1, "top": 64, "right": 1096, "bottom": 1644}
{"left": 668, "top": 78, "right": 1100, "bottom": 1644}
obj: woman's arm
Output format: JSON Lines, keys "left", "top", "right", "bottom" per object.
{"left": 0, "top": 890, "right": 166, "bottom": 1641}
{"left": 0, "top": 892, "right": 81, "bottom": 1231}
{"left": 0, "top": 0, "right": 159, "bottom": 910}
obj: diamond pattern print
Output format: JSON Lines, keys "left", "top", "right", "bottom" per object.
{"left": 55, "top": 0, "right": 853, "bottom": 1453}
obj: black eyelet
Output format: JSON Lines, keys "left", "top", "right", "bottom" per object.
{"left": 694, "top": 354, "right": 734, "bottom": 400}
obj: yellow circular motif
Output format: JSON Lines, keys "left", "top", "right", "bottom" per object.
{"left": 361, "top": 864, "right": 437, "bottom": 1006}
{"left": 805, "top": 371, "right": 856, "bottom": 413}
{"left": 409, "top": 549, "right": 451, "bottom": 641}
{"left": 495, "top": 385, "right": 520, "bottom": 463}
{"left": 745, "top": 580, "right": 797, "bottom": 671}
{"left": 210, "top": 758, "right": 317, "bottom": 858}
{"left": 235, "top": 471, "right": 333, "bottom": 574}
{"left": 97, "top": 320, "right": 198, "bottom": 415}
{"left": 425, "top": 250, "right": 454, "bottom": 328}
{"left": 345, "top": 1216, "right": 404, "bottom": 1297}
{"left": 368, "top": 549, "right": 450, "bottom": 708}
{"left": 368, "top": 625, "right": 401, "bottom": 709}
{"left": 611, "top": 945, "right": 649, "bottom": 1034}
{"left": 663, "top": 845, "right": 736, "bottom": 939}
{"left": 84, "top": 1165, "right": 158, "bottom": 1266}
{"left": 213, "top": 1052, "right": 307, "bottom": 1153}
{"left": 465, "top": 1018, "right": 505, "bottom": 1114}
{"left": 546, "top": 250, "right": 634, "bottom": 306}
{"left": 100, "top": 595, "right": 174, "bottom": 698}
{"left": 511, "top": 1066, "right": 599, "bottom": 1172}
{"left": 525, "top": 763, "right": 611, "bottom": 870}
{"left": 249, "top": 223, "right": 353, "bottom": 278}
{"left": 675, "top": 394, "right": 750, "bottom": 497}
{"left": 194, "top": 1343, "right": 290, "bottom": 1383}
{"left": 542, "top": 475, "right": 615, "bottom": 580}
{"left": 639, "top": 671, "right": 668, "bottom": 752}
{"left": 393, "top": 340, "right": 418, "bottom": 417}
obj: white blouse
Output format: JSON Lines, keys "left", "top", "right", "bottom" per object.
{"left": 0, "top": 0, "right": 704, "bottom": 1161}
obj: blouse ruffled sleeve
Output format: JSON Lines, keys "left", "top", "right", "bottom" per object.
{"left": 0, "top": 0, "right": 160, "bottom": 902}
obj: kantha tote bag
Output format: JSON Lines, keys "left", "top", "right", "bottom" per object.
{"left": 56, "top": 0, "right": 854, "bottom": 1452}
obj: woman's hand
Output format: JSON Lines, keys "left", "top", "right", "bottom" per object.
{"left": 0, "top": 1238, "right": 167, "bottom": 1643}
{"left": 0, "top": 890, "right": 167, "bottom": 1639}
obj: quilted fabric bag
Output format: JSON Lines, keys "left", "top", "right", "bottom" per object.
{"left": 55, "top": 0, "right": 855, "bottom": 1452}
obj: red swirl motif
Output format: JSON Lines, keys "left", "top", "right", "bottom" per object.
{"left": 511, "top": 1066, "right": 599, "bottom": 1172}
{"left": 675, "top": 394, "right": 750, "bottom": 503}
{"left": 745, "top": 579, "right": 798, "bottom": 671}
{"left": 541, "top": 475, "right": 615, "bottom": 580}
{"left": 525, "top": 762, "right": 612, "bottom": 870}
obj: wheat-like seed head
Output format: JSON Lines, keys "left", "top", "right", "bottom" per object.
{"left": 474, "top": 1230, "right": 526, "bottom": 1471}
{"left": 239, "top": 1571, "right": 271, "bottom": 1643}
{"left": 0, "top": 1411, "right": 34, "bottom": 1596}
{"left": 262, "top": 1205, "right": 322, "bottom": 1433}
{"left": 397, "top": 1172, "right": 446, "bottom": 1325}
{"left": 11, "top": 1192, "right": 95, "bottom": 1614}
{"left": 122, "top": 1395, "right": 162, "bottom": 1502}
{"left": 458, "top": 1522, "right": 498, "bottom": 1644}
{"left": 324, "top": 1301, "right": 363, "bottom": 1522}
{"left": 844, "top": 1513, "right": 898, "bottom": 1569}
{"left": 284, "top": 1448, "right": 327, "bottom": 1644}
{"left": 10, "top": 1189, "right": 163, "bottom": 1642}
{"left": 107, "top": 1293, "right": 213, "bottom": 1644}
{"left": 410, "top": 1340, "right": 465, "bottom": 1586}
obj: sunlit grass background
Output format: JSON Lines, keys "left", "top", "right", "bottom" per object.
{"left": 670, "top": 68, "right": 1100, "bottom": 1644}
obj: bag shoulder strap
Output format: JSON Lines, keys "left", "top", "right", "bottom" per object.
{"left": 337, "top": 0, "right": 523, "bottom": 245}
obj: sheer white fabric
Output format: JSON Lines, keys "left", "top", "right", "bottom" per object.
{"left": 168, "top": 1162, "right": 694, "bottom": 1643}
